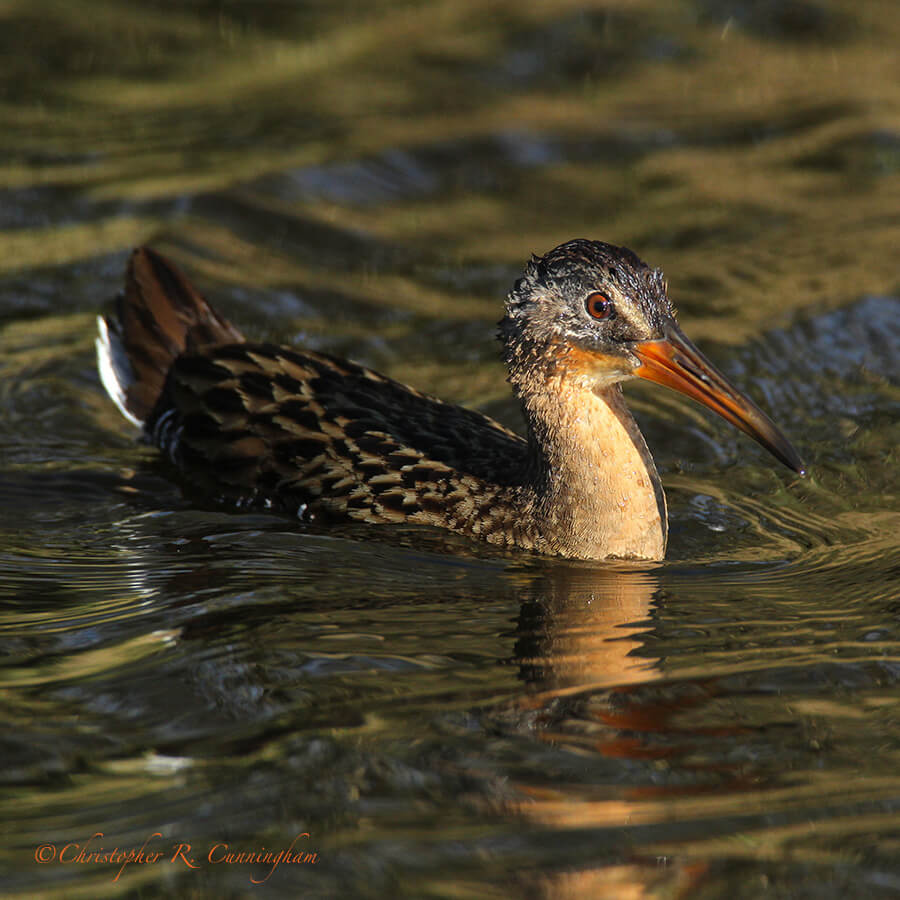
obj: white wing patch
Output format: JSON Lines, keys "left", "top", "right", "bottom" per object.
{"left": 95, "top": 315, "right": 143, "bottom": 428}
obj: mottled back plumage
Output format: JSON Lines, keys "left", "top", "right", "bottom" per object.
{"left": 99, "top": 248, "right": 540, "bottom": 549}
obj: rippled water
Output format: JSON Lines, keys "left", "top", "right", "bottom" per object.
{"left": 1, "top": 1, "right": 898, "bottom": 897}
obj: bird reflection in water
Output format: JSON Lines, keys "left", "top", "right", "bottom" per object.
{"left": 506, "top": 564, "right": 709, "bottom": 898}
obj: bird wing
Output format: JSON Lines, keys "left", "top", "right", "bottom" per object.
{"left": 152, "top": 342, "right": 530, "bottom": 526}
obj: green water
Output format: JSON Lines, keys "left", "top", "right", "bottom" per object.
{"left": 1, "top": 1, "right": 898, "bottom": 897}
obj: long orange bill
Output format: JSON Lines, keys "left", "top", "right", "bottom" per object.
{"left": 633, "top": 324, "right": 806, "bottom": 474}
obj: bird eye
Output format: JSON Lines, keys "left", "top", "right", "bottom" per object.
{"left": 585, "top": 292, "right": 614, "bottom": 320}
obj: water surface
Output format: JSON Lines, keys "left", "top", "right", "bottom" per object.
{"left": 1, "top": 1, "right": 898, "bottom": 897}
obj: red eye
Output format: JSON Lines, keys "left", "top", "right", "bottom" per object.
{"left": 585, "top": 292, "right": 614, "bottom": 320}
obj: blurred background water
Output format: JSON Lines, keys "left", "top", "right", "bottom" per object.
{"left": 0, "top": 1, "right": 898, "bottom": 897}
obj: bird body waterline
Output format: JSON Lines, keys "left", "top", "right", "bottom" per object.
{"left": 96, "top": 240, "right": 804, "bottom": 561}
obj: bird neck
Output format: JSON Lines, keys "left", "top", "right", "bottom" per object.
{"left": 516, "top": 372, "right": 667, "bottom": 560}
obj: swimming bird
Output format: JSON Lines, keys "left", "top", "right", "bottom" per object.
{"left": 96, "top": 240, "right": 804, "bottom": 560}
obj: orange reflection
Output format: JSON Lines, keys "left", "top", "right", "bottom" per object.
{"left": 507, "top": 564, "right": 708, "bottom": 898}
{"left": 512, "top": 562, "right": 660, "bottom": 696}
